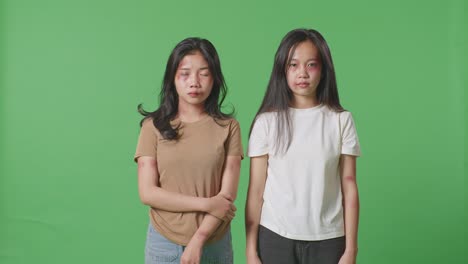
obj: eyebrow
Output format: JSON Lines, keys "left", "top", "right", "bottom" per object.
{"left": 289, "top": 58, "right": 319, "bottom": 61}
{"left": 179, "top": 66, "right": 210, "bottom": 70}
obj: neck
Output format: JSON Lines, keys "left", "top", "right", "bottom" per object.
{"left": 290, "top": 95, "right": 319, "bottom": 109}
{"left": 177, "top": 101, "right": 206, "bottom": 123}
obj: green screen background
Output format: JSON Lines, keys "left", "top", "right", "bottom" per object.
{"left": 1, "top": 0, "right": 466, "bottom": 263}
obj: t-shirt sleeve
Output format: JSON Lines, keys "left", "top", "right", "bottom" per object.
{"left": 247, "top": 114, "right": 269, "bottom": 157}
{"left": 134, "top": 118, "right": 158, "bottom": 162}
{"left": 225, "top": 119, "right": 244, "bottom": 159}
{"left": 340, "top": 112, "right": 361, "bottom": 157}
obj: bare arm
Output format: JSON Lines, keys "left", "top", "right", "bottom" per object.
{"left": 189, "top": 155, "right": 241, "bottom": 241}
{"left": 245, "top": 155, "right": 268, "bottom": 263}
{"left": 181, "top": 155, "right": 242, "bottom": 264}
{"left": 339, "top": 154, "right": 359, "bottom": 263}
{"left": 137, "top": 156, "right": 234, "bottom": 219}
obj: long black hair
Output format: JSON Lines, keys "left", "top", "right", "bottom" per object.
{"left": 138, "top": 37, "right": 232, "bottom": 140}
{"left": 250, "top": 28, "right": 344, "bottom": 154}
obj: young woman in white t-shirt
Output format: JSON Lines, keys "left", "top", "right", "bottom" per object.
{"left": 245, "top": 29, "right": 361, "bottom": 264}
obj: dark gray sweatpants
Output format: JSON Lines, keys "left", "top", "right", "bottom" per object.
{"left": 258, "top": 225, "right": 346, "bottom": 264}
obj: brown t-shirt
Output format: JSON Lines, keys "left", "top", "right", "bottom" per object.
{"left": 134, "top": 115, "right": 243, "bottom": 245}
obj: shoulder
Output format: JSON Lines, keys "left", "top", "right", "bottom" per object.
{"left": 254, "top": 112, "right": 277, "bottom": 125}
{"left": 214, "top": 117, "right": 241, "bottom": 130}
{"left": 320, "top": 106, "right": 354, "bottom": 119}
{"left": 141, "top": 117, "right": 156, "bottom": 129}
{"left": 338, "top": 110, "right": 355, "bottom": 122}
{"left": 141, "top": 117, "right": 153, "bottom": 127}
{"left": 249, "top": 112, "right": 278, "bottom": 137}
{"left": 333, "top": 109, "right": 358, "bottom": 131}
{"left": 141, "top": 117, "right": 162, "bottom": 137}
{"left": 212, "top": 116, "right": 235, "bottom": 124}
{"left": 205, "top": 117, "right": 241, "bottom": 134}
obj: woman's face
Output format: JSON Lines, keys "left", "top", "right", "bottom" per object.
{"left": 174, "top": 51, "right": 214, "bottom": 107}
{"left": 286, "top": 40, "right": 322, "bottom": 100}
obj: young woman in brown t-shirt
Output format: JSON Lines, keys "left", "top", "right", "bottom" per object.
{"left": 134, "top": 37, "right": 243, "bottom": 264}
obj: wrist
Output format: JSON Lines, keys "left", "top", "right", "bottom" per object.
{"left": 192, "top": 230, "right": 209, "bottom": 245}
{"left": 246, "top": 248, "right": 258, "bottom": 257}
{"left": 345, "top": 247, "right": 358, "bottom": 255}
{"left": 200, "top": 197, "right": 210, "bottom": 213}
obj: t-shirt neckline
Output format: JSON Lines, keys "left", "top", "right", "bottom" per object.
{"left": 288, "top": 104, "right": 324, "bottom": 114}
{"left": 173, "top": 114, "right": 211, "bottom": 126}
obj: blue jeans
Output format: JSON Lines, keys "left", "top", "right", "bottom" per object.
{"left": 145, "top": 223, "right": 233, "bottom": 264}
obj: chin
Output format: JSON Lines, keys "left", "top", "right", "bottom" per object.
{"left": 188, "top": 99, "right": 206, "bottom": 105}
{"left": 293, "top": 89, "right": 315, "bottom": 96}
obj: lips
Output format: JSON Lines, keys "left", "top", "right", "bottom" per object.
{"left": 296, "top": 82, "right": 310, "bottom": 88}
{"left": 188, "top": 92, "right": 200, "bottom": 97}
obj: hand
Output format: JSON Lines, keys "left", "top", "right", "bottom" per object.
{"left": 247, "top": 254, "right": 262, "bottom": 264}
{"left": 206, "top": 193, "right": 236, "bottom": 220}
{"left": 181, "top": 237, "right": 204, "bottom": 264}
{"left": 338, "top": 249, "right": 357, "bottom": 264}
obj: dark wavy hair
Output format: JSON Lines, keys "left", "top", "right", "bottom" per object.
{"left": 250, "top": 28, "right": 344, "bottom": 154}
{"left": 138, "top": 37, "right": 232, "bottom": 140}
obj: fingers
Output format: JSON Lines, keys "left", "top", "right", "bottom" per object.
{"left": 181, "top": 255, "right": 200, "bottom": 264}
{"left": 208, "top": 195, "right": 237, "bottom": 220}
{"left": 223, "top": 204, "right": 236, "bottom": 221}
{"left": 229, "top": 211, "right": 235, "bottom": 220}
{"left": 212, "top": 210, "right": 236, "bottom": 221}
{"left": 223, "top": 210, "right": 236, "bottom": 221}
{"left": 210, "top": 206, "right": 233, "bottom": 220}
{"left": 212, "top": 213, "right": 224, "bottom": 220}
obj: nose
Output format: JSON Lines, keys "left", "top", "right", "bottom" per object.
{"left": 189, "top": 73, "right": 201, "bottom": 88}
{"left": 298, "top": 65, "right": 309, "bottom": 78}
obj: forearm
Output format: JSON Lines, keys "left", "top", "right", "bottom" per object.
{"left": 181, "top": 213, "right": 225, "bottom": 264}
{"left": 138, "top": 157, "right": 210, "bottom": 213}
{"left": 140, "top": 186, "right": 208, "bottom": 213}
{"left": 340, "top": 154, "right": 359, "bottom": 254}
{"left": 245, "top": 195, "right": 263, "bottom": 257}
{"left": 192, "top": 214, "right": 224, "bottom": 245}
{"left": 245, "top": 155, "right": 268, "bottom": 258}
{"left": 343, "top": 182, "right": 359, "bottom": 252}
{"left": 188, "top": 156, "right": 242, "bottom": 246}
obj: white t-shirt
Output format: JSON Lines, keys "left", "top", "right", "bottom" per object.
{"left": 248, "top": 104, "right": 361, "bottom": 241}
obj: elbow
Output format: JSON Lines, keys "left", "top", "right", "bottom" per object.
{"left": 139, "top": 193, "right": 150, "bottom": 206}
{"left": 342, "top": 175, "right": 358, "bottom": 190}
{"left": 220, "top": 191, "right": 237, "bottom": 202}
{"left": 343, "top": 175, "right": 357, "bottom": 183}
{"left": 245, "top": 218, "right": 260, "bottom": 228}
{"left": 138, "top": 189, "right": 152, "bottom": 206}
